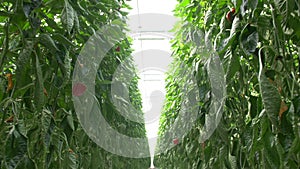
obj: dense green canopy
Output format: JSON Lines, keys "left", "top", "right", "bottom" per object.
{"left": 156, "top": 0, "right": 300, "bottom": 168}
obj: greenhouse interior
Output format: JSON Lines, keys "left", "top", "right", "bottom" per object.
{"left": 0, "top": 0, "right": 300, "bottom": 168}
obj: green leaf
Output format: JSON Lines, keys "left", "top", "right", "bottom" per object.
{"left": 232, "top": 0, "right": 242, "bottom": 10}
{"left": 275, "top": 140, "right": 285, "bottom": 169}
{"left": 60, "top": 49, "right": 71, "bottom": 87}
{"left": 63, "top": 148, "right": 78, "bottom": 169}
{"left": 41, "top": 110, "right": 52, "bottom": 151}
{"left": 98, "top": 80, "right": 112, "bottom": 85}
{"left": 67, "top": 115, "right": 74, "bottom": 131}
{"left": 73, "top": 11, "right": 80, "bottom": 32}
{"left": 34, "top": 54, "right": 45, "bottom": 112}
{"left": 240, "top": 0, "right": 258, "bottom": 16}
{"left": 204, "top": 9, "right": 213, "bottom": 28}
{"left": 16, "top": 40, "right": 35, "bottom": 89}
{"left": 52, "top": 33, "right": 75, "bottom": 47}
{"left": 38, "top": 33, "right": 60, "bottom": 53}
{"left": 5, "top": 130, "right": 30, "bottom": 169}
{"left": 23, "top": 2, "right": 34, "bottom": 18}
{"left": 274, "top": 0, "right": 295, "bottom": 28}
{"left": 226, "top": 51, "right": 240, "bottom": 82}
{"left": 288, "top": 136, "right": 300, "bottom": 157}
{"left": 0, "top": 11, "right": 14, "bottom": 17}
{"left": 62, "top": 0, "right": 75, "bottom": 34}
{"left": 0, "top": 78, "right": 5, "bottom": 100}
{"left": 263, "top": 131, "right": 280, "bottom": 168}
{"left": 218, "top": 33, "right": 237, "bottom": 56}
{"left": 230, "top": 17, "right": 240, "bottom": 37}
{"left": 248, "top": 0, "right": 258, "bottom": 11}
{"left": 90, "top": 147, "right": 103, "bottom": 168}
{"left": 43, "top": 15, "right": 61, "bottom": 30}
{"left": 259, "top": 70, "right": 281, "bottom": 127}
{"left": 242, "top": 32, "right": 258, "bottom": 54}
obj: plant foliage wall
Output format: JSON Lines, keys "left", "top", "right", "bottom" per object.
{"left": 0, "top": 0, "right": 149, "bottom": 168}
{"left": 156, "top": 0, "right": 300, "bottom": 168}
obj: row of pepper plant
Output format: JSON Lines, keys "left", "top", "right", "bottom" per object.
{"left": 156, "top": 0, "right": 300, "bottom": 168}
{"left": 0, "top": 0, "right": 149, "bottom": 168}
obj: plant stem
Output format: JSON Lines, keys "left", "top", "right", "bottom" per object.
{"left": 0, "top": 20, "right": 10, "bottom": 72}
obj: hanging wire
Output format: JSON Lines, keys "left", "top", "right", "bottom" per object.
{"left": 136, "top": 0, "right": 144, "bottom": 71}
